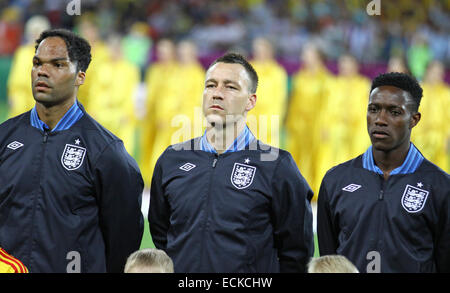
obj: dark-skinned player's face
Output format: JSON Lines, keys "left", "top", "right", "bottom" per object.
{"left": 32, "top": 37, "right": 84, "bottom": 107}
{"left": 367, "top": 85, "right": 421, "bottom": 152}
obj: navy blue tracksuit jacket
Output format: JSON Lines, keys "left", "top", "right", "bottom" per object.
{"left": 318, "top": 144, "right": 450, "bottom": 272}
{"left": 149, "top": 137, "right": 314, "bottom": 273}
{"left": 0, "top": 103, "right": 143, "bottom": 272}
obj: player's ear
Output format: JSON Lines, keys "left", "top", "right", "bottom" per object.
{"left": 75, "top": 71, "right": 86, "bottom": 86}
{"left": 246, "top": 93, "right": 257, "bottom": 111}
{"left": 410, "top": 111, "right": 421, "bottom": 129}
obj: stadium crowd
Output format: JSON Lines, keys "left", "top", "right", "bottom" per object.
{"left": 0, "top": 0, "right": 448, "bottom": 195}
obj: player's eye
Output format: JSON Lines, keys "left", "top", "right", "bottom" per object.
{"left": 368, "top": 106, "right": 378, "bottom": 113}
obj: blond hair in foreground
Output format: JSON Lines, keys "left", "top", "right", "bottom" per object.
{"left": 308, "top": 255, "right": 359, "bottom": 273}
{"left": 124, "top": 248, "right": 174, "bottom": 273}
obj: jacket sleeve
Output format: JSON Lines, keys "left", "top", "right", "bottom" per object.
{"left": 148, "top": 152, "right": 171, "bottom": 250}
{"left": 94, "top": 141, "right": 144, "bottom": 273}
{"left": 271, "top": 152, "right": 314, "bottom": 273}
{"left": 317, "top": 174, "right": 339, "bottom": 255}
{"left": 435, "top": 185, "right": 450, "bottom": 272}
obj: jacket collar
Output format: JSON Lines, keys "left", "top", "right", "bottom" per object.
{"left": 199, "top": 125, "right": 255, "bottom": 154}
{"left": 362, "top": 142, "right": 424, "bottom": 175}
{"left": 30, "top": 101, "right": 84, "bottom": 132}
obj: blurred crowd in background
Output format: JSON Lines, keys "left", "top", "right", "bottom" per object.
{"left": 0, "top": 0, "right": 448, "bottom": 196}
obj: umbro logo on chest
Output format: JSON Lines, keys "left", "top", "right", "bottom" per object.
{"left": 342, "top": 183, "right": 362, "bottom": 192}
{"left": 180, "top": 162, "right": 196, "bottom": 171}
{"left": 7, "top": 141, "right": 24, "bottom": 150}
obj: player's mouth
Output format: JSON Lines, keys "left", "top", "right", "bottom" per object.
{"left": 210, "top": 105, "right": 224, "bottom": 110}
{"left": 371, "top": 129, "right": 390, "bottom": 139}
{"left": 35, "top": 81, "right": 51, "bottom": 91}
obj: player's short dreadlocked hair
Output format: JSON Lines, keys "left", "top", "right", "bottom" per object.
{"left": 209, "top": 53, "right": 259, "bottom": 94}
{"left": 370, "top": 72, "right": 423, "bottom": 112}
{"left": 35, "top": 29, "right": 92, "bottom": 73}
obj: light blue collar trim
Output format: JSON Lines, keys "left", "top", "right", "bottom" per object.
{"left": 362, "top": 143, "right": 424, "bottom": 175}
{"left": 30, "top": 102, "right": 83, "bottom": 132}
{"left": 200, "top": 126, "right": 255, "bottom": 154}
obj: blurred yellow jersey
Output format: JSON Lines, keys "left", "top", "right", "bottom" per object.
{"left": 249, "top": 60, "right": 288, "bottom": 147}
{"left": 86, "top": 58, "right": 140, "bottom": 155}
{"left": 315, "top": 74, "right": 371, "bottom": 194}
{"left": 7, "top": 44, "right": 35, "bottom": 117}
{"left": 139, "top": 61, "right": 181, "bottom": 185}
{"left": 77, "top": 42, "right": 110, "bottom": 110}
{"left": 285, "top": 66, "right": 333, "bottom": 195}
{"left": 412, "top": 81, "right": 450, "bottom": 172}
{"left": 170, "top": 62, "right": 205, "bottom": 140}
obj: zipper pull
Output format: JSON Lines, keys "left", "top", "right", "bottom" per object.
{"left": 379, "top": 189, "right": 384, "bottom": 200}
{"left": 43, "top": 131, "right": 49, "bottom": 143}
{"left": 212, "top": 158, "right": 217, "bottom": 168}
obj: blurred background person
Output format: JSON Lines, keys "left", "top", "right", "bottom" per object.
{"left": 315, "top": 53, "right": 371, "bottom": 191}
{"left": 407, "top": 32, "right": 432, "bottom": 81}
{"left": 121, "top": 21, "right": 153, "bottom": 80}
{"left": 139, "top": 38, "right": 179, "bottom": 186}
{"left": 386, "top": 53, "right": 411, "bottom": 74}
{"left": 412, "top": 60, "right": 450, "bottom": 172}
{"left": 76, "top": 14, "right": 110, "bottom": 111}
{"left": 172, "top": 39, "right": 205, "bottom": 139}
{"left": 145, "top": 39, "right": 205, "bottom": 176}
{"left": 0, "top": 6, "right": 21, "bottom": 56}
{"left": 249, "top": 36, "right": 288, "bottom": 148}
{"left": 7, "top": 15, "right": 50, "bottom": 118}
{"left": 285, "top": 43, "right": 333, "bottom": 197}
{"left": 86, "top": 33, "right": 140, "bottom": 156}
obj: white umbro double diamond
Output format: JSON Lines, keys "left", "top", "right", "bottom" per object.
{"left": 342, "top": 183, "right": 362, "bottom": 192}
{"left": 179, "top": 162, "right": 196, "bottom": 172}
{"left": 7, "top": 141, "right": 24, "bottom": 150}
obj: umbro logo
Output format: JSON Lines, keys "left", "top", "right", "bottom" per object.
{"left": 7, "top": 141, "right": 24, "bottom": 150}
{"left": 342, "top": 184, "right": 361, "bottom": 192}
{"left": 179, "top": 162, "right": 196, "bottom": 172}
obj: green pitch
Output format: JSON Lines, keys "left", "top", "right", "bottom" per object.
{"left": 140, "top": 219, "right": 156, "bottom": 249}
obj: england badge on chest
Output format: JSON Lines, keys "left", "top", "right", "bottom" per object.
{"left": 401, "top": 184, "right": 429, "bottom": 213}
{"left": 61, "top": 143, "right": 86, "bottom": 171}
{"left": 231, "top": 162, "right": 256, "bottom": 189}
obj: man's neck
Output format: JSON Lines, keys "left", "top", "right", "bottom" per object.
{"left": 35, "top": 98, "right": 76, "bottom": 131}
{"left": 206, "top": 120, "right": 246, "bottom": 154}
{"left": 372, "top": 142, "right": 410, "bottom": 180}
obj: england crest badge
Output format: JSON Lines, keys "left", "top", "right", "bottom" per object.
{"left": 230, "top": 162, "right": 256, "bottom": 189}
{"left": 401, "top": 184, "right": 429, "bottom": 213}
{"left": 61, "top": 144, "right": 86, "bottom": 171}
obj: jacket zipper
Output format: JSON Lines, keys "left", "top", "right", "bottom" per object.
{"left": 29, "top": 129, "right": 50, "bottom": 268}
{"left": 43, "top": 130, "right": 49, "bottom": 143}
{"left": 379, "top": 189, "right": 384, "bottom": 200}
{"left": 200, "top": 154, "right": 218, "bottom": 270}
{"left": 375, "top": 175, "right": 387, "bottom": 271}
